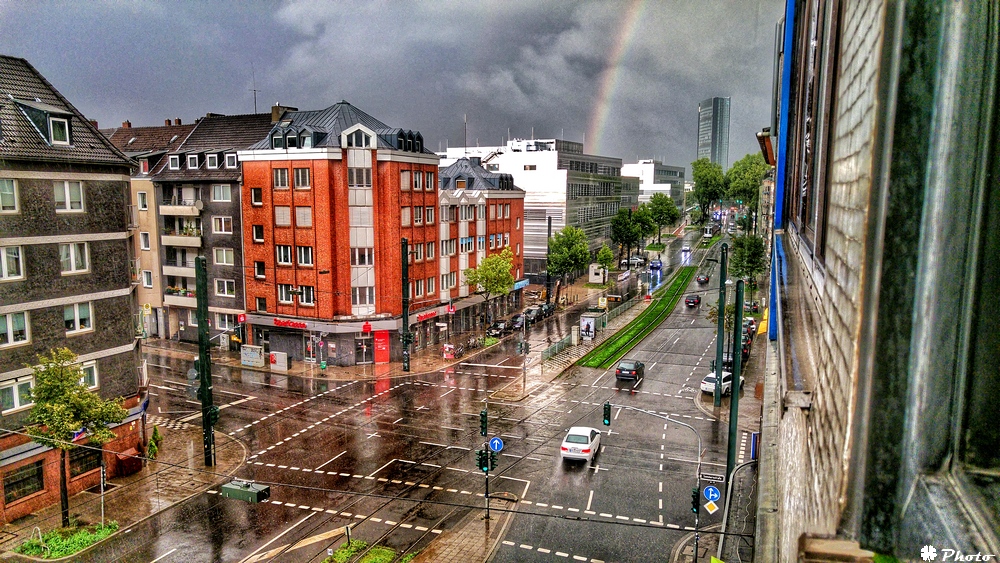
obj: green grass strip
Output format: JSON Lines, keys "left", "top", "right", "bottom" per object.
{"left": 576, "top": 266, "right": 696, "bottom": 369}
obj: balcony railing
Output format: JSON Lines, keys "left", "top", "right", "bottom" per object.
{"left": 130, "top": 257, "right": 142, "bottom": 285}
{"left": 127, "top": 205, "right": 139, "bottom": 229}
{"left": 160, "top": 197, "right": 202, "bottom": 217}
{"left": 164, "top": 257, "right": 196, "bottom": 268}
{"left": 161, "top": 228, "right": 202, "bottom": 248}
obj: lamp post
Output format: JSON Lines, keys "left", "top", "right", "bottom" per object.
{"left": 401, "top": 238, "right": 412, "bottom": 372}
{"left": 714, "top": 243, "right": 728, "bottom": 407}
{"left": 726, "top": 280, "right": 745, "bottom": 486}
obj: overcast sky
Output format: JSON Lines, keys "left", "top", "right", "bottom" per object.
{"left": 0, "top": 0, "right": 783, "bottom": 171}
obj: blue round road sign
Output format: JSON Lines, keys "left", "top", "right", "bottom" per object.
{"left": 489, "top": 437, "right": 504, "bottom": 452}
{"left": 704, "top": 485, "right": 721, "bottom": 502}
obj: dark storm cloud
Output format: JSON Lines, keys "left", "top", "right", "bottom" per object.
{"left": 0, "top": 0, "right": 783, "bottom": 170}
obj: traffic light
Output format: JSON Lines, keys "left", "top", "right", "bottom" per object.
{"left": 603, "top": 402, "right": 611, "bottom": 426}
{"left": 516, "top": 341, "right": 523, "bottom": 354}
{"left": 489, "top": 451, "right": 498, "bottom": 470}
{"left": 523, "top": 342, "right": 530, "bottom": 355}
{"left": 480, "top": 409, "right": 488, "bottom": 436}
{"left": 691, "top": 487, "right": 700, "bottom": 514}
{"left": 477, "top": 450, "right": 489, "bottom": 472}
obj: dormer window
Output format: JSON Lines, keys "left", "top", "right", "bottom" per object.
{"left": 301, "top": 133, "right": 312, "bottom": 148}
{"left": 187, "top": 155, "right": 198, "bottom": 169}
{"left": 168, "top": 155, "right": 180, "bottom": 170}
{"left": 272, "top": 132, "right": 284, "bottom": 149}
{"left": 347, "top": 130, "right": 371, "bottom": 148}
{"left": 225, "top": 153, "right": 237, "bottom": 168}
{"left": 286, "top": 134, "right": 297, "bottom": 149}
{"left": 49, "top": 117, "right": 69, "bottom": 145}
{"left": 206, "top": 154, "right": 218, "bottom": 169}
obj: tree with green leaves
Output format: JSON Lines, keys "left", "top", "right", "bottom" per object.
{"left": 648, "top": 193, "right": 681, "bottom": 244}
{"left": 25, "top": 348, "right": 128, "bottom": 527}
{"left": 610, "top": 208, "right": 641, "bottom": 261}
{"left": 726, "top": 153, "right": 769, "bottom": 231}
{"left": 728, "top": 235, "right": 768, "bottom": 306}
{"left": 547, "top": 226, "right": 590, "bottom": 304}
{"left": 634, "top": 203, "right": 657, "bottom": 246}
{"left": 596, "top": 243, "right": 614, "bottom": 285}
{"left": 464, "top": 246, "right": 515, "bottom": 327}
{"left": 691, "top": 158, "right": 725, "bottom": 223}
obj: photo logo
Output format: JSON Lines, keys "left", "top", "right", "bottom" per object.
{"left": 922, "top": 546, "right": 938, "bottom": 561}
{"left": 922, "top": 546, "right": 996, "bottom": 562}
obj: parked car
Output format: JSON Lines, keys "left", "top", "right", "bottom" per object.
{"left": 649, "top": 259, "right": 663, "bottom": 271}
{"left": 685, "top": 294, "right": 701, "bottom": 307}
{"left": 696, "top": 275, "right": 710, "bottom": 284}
{"left": 711, "top": 353, "right": 735, "bottom": 372}
{"left": 486, "top": 320, "right": 511, "bottom": 337}
{"left": 615, "top": 359, "right": 645, "bottom": 380}
{"left": 510, "top": 314, "right": 525, "bottom": 331}
{"left": 560, "top": 426, "right": 602, "bottom": 463}
{"left": 700, "top": 371, "right": 744, "bottom": 396}
{"left": 540, "top": 302, "right": 555, "bottom": 318}
{"left": 619, "top": 255, "right": 645, "bottom": 268}
{"left": 524, "top": 306, "right": 543, "bottom": 323}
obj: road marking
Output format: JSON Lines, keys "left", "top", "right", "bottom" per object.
{"left": 238, "top": 512, "right": 316, "bottom": 563}
{"left": 150, "top": 548, "right": 177, "bottom": 563}
{"left": 440, "top": 388, "right": 455, "bottom": 397}
{"left": 367, "top": 459, "right": 395, "bottom": 477}
{"left": 392, "top": 417, "right": 404, "bottom": 424}
{"left": 586, "top": 490, "right": 594, "bottom": 511}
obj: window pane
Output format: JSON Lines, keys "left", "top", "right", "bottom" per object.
{"left": 0, "top": 386, "right": 13, "bottom": 411}
{"left": 75, "top": 243, "right": 87, "bottom": 270}
{"left": 54, "top": 183, "right": 66, "bottom": 208}
{"left": 65, "top": 305, "right": 77, "bottom": 330}
{"left": 0, "top": 179, "right": 16, "bottom": 211}
{"left": 78, "top": 303, "right": 91, "bottom": 329}
{"left": 69, "top": 182, "right": 83, "bottom": 209}
{"left": 295, "top": 207, "right": 312, "bottom": 227}
{"left": 275, "top": 207, "right": 290, "bottom": 226}
{"left": 12, "top": 313, "right": 26, "bottom": 342}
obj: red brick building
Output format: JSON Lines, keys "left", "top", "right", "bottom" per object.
{"left": 435, "top": 158, "right": 526, "bottom": 340}
{"left": 238, "top": 103, "right": 441, "bottom": 365}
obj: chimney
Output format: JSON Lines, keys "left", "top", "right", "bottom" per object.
{"left": 174, "top": 118, "right": 182, "bottom": 126}
{"left": 271, "top": 103, "right": 298, "bottom": 123}
{"left": 121, "top": 120, "right": 130, "bottom": 128}
{"left": 165, "top": 119, "right": 171, "bottom": 126}
{"left": 90, "top": 120, "right": 99, "bottom": 128}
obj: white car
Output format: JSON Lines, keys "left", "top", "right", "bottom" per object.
{"left": 682, "top": 245, "right": 691, "bottom": 253}
{"left": 700, "top": 372, "right": 744, "bottom": 396}
{"left": 560, "top": 426, "right": 602, "bottom": 462}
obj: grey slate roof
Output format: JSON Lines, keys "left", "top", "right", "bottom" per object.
{"left": 439, "top": 158, "right": 524, "bottom": 192}
{"left": 247, "top": 101, "right": 434, "bottom": 153}
{"left": 0, "top": 54, "right": 130, "bottom": 166}
{"left": 151, "top": 113, "right": 273, "bottom": 182}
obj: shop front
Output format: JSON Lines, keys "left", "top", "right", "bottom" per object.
{"left": 244, "top": 315, "right": 398, "bottom": 367}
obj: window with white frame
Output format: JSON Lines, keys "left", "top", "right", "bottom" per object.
{"left": 137, "top": 191, "right": 148, "bottom": 211}
{"left": 275, "top": 206, "right": 291, "bottom": 226}
{"left": 413, "top": 243, "right": 424, "bottom": 261}
{"left": 206, "top": 154, "right": 218, "bottom": 169}
{"left": 187, "top": 154, "right": 199, "bottom": 169}
{"left": 426, "top": 207, "right": 434, "bottom": 224}
{"left": 412, "top": 171, "right": 421, "bottom": 191}
{"left": 299, "top": 285, "right": 315, "bottom": 306}
{"left": 426, "top": 172, "right": 435, "bottom": 191}
{"left": 478, "top": 236, "right": 485, "bottom": 251}
{"left": 516, "top": 216, "right": 521, "bottom": 229}
{"left": 213, "top": 247, "right": 234, "bottom": 266}
{"left": 427, "top": 276, "right": 435, "bottom": 294}
{"left": 254, "top": 261, "right": 265, "bottom": 278}
{"left": 0, "top": 179, "right": 18, "bottom": 213}
{"left": 351, "top": 248, "right": 374, "bottom": 266}
{"left": 414, "top": 279, "right": 424, "bottom": 296}
{"left": 276, "top": 245, "right": 292, "bottom": 265}
{"left": 426, "top": 242, "right": 434, "bottom": 259}
{"left": 135, "top": 233, "right": 149, "bottom": 252}
{"left": 64, "top": 302, "right": 92, "bottom": 334}
{"left": 1, "top": 246, "right": 24, "bottom": 280}
{"left": 295, "top": 207, "right": 312, "bottom": 227}
{"left": 54, "top": 181, "right": 84, "bottom": 212}
{"left": 80, "top": 362, "right": 98, "bottom": 388}
{"left": 441, "top": 271, "right": 456, "bottom": 289}
{"left": 413, "top": 206, "right": 423, "bottom": 225}
{"left": 0, "top": 378, "right": 33, "bottom": 413}
{"left": 505, "top": 204, "right": 510, "bottom": 218}
{"left": 478, "top": 204, "right": 486, "bottom": 219}
{"left": 169, "top": 155, "right": 180, "bottom": 170}
{"left": 278, "top": 284, "right": 294, "bottom": 303}
{"left": 504, "top": 232, "right": 509, "bottom": 247}
{"left": 351, "top": 286, "right": 375, "bottom": 306}
{"left": 187, "top": 310, "right": 198, "bottom": 326}
{"left": 49, "top": 117, "right": 69, "bottom": 145}
{"left": 294, "top": 168, "right": 310, "bottom": 189}
{"left": 212, "top": 216, "right": 233, "bottom": 234}
{"left": 489, "top": 234, "right": 495, "bottom": 249}
{"left": 215, "top": 279, "right": 236, "bottom": 297}
{"left": 212, "top": 184, "right": 231, "bottom": 202}
{"left": 60, "top": 242, "right": 88, "bottom": 274}
{"left": 516, "top": 243, "right": 521, "bottom": 255}
{"left": 401, "top": 207, "right": 410, "bottom": 226}
{"left": 216, "top": 313, "right": 238, "bottom": 331}
{"left": 225, "top": 153, "right": 237, "bottom": 168}
{"left": 252, "top": 225, "right": 264, "bottom": 242}
{"left": 490, "top": 204, "right": 496, "bottom": 219}
{"left": 400, "top": 170, "right": 410, "bottom": 191}
{"left": 273, "top": 168, "right": 289, "bottom": 189}
{"left": 142, "top": 270, "right": 152, "bottom": 288}
{"left": 297, "top": 246, "right": 313, "bottom": 266}
{"left": 251, "top": 188, "right": 263, "bottom": 206}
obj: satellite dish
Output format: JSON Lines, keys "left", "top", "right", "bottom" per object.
{"left": 195, "top": 200, "right": 204, "bottom": 210}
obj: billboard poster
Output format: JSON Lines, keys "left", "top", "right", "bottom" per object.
{"left": 374, "top": 330, "right": 390, "bottom": 363}
{"left": 580, "top": 316, "right": 597, "bottom": 340}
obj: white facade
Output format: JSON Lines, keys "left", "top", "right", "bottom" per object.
{"left": 621, "top": 159, "right": 685, "bottom": 205}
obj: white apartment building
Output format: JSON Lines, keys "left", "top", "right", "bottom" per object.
{"left": 621, "top": 159, "right": 685, "bottom": 206}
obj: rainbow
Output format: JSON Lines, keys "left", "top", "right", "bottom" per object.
{"left": 585, "top": 0, "right": 645, "bottom": 156}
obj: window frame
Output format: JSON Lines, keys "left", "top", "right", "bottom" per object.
{"left": 225, "top": 153, "right": 238, "bottom": 168}
{"left": 252, "top": 225, "right": 265, "bottom": 242}
{"left": 168, "top": 155, "right": 180, "bottom": 170}
{"left": 187, "top": 154, "right": 198, "bottom": 169}
{"left": 0, "top": 179, "right": 18, "bottom": 213}
{"left": 142, "top": 270, "right": 153, "bottom": 288}
{"left": 213, "top": 247, "right": 234, "bottom": 266}
{"left": 426, "top": 206, "right": 434, "bottom": 224}
{"left": 250, "top": 187, "right": 263, "bottom": 206}
{"left": 297, "top": 246, "right": 314, "bottom": 267}
{"left": 413, "top": 206, "right": 423, "bottom": 225}
{"left": 278, "top": 284, "right": 294, "bottom": 304}
{"left": 49, "top": 116, "right": 69, "bottom": 145}
{"left": 64, "top": 302, "right": 93, "bottom": 335}
{"left": 212, "top": 216, "right": 233, "bottom": 234}
{"left": 79, "top": 361, "right": 98, "bottom": 389}
{"left": 295, "top": 206, "right": 312, "bottom": 227}
{"left": 298, "top": 285, "right": 315, "bottom": 306}
{"left": 1, "top": 246, "right": 24, "bottom": 281}
{"left": 273, "top": 168, "right": 289, "bottom": 189}
{"left": 0, "top": 378, "right": 34, "bottom": 413}
{"left": 137, "top": 191, "right": 148, "bottom": 211}
{"left": 275, "top": 206, "right": 291, "bottom": 227}
{"left": 212, "top": 184, "right": 232, "bottom": 202}
{"left": 254, "top": 261, "right": 265, "bottom": 279}
{"left": 215, "top": 278, "right": 236, "bottom": 297}
{"left": 2, "top": 460, "right": 43, "bottom": 503}
{"left": 140, "top": 232, "right": 150, "bottom": 250}
{"left": 294, "top": 168, "right": 311, "bottom": 189}
{"left": 256, "top": 296, "right": 267, "bottom": 312}
{"left": 60, "top": 242, "right": 89, "bottom": 275}
{"left": 276, "top": 245, "right": 292, "bottom": 265}
{"left": 206, "top": 154, "right": 218, "bottom": 169}
{"left": 54, "top": 181, "right": 84, "bottom": 212}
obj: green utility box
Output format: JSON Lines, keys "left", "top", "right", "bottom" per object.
{"left": 220, "top": 480, "right": 270, "bottom": 503}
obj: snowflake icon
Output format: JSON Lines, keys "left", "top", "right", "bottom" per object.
{"left": 921, "top": 545, "right": 938, "bottom": 561}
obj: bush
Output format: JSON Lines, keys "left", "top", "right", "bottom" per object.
{"left": 151, "top": 425, "right": 163, "bottom": 446}
{"left": 483, "top": 336, "right": 499, "bottom": 347}
{"left": 359, "top": 546, "right": 396, "bottom": 563}
{"left": 146, "top": 439, "right": 158, "bottom": 460}
{"left": 15, "top": 522, "right": 119, "bottom": 559}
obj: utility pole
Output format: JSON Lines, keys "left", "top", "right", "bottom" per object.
{"left": 714, "top": 243, "right": 728, "bottom": 407}
{"left": 545, "top": 216, "right": 552, "bottom": 305}
{"left": 726, "top": 280, "right": 745, "bottom": 485}
{"left": 195, "top": 256, "right": 217, "bottom": 466}
{"left": 401, "top": 238, "right": 412, "bottom": 372}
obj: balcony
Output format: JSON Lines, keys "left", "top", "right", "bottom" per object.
{"left": 163, "top": 287, "right": 196, "bottom": 308}
{"left": 162, "top": 257, "right": 196, "bottom": 278}
{"left": 160, "top": 197, "right": 202, "bottom": 216}
{"left": 129, "top": 257, "right": 142, "bottom": 285}
{"left": 161, "top": 227, "right": 202, "bottom": 248}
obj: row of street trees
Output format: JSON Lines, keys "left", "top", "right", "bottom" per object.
{"left": 692, "top": 153, "right": 770, "bottom": 226}
{"left": 610, "top": 193, "right": 682, "bottom": 260}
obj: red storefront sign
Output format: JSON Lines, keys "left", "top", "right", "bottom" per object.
{"left": 362, "top": 321, "right": 372, "bottom": 333}
{"left": 417, "top": 311, "right": 437, "bottom": 322}
{"left": 374, "top": 330, "right": 390, "bottom": 364}
{"left": 274, "top": 318, "right": 308, "bottom": 329}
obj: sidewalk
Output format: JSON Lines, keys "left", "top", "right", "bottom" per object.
{"left": 0, "top": 420, "right": 245, "bottom": 560}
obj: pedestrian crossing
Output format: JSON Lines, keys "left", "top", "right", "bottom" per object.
{"left": 146, "top": 414, "right": 193, "bottom": 431}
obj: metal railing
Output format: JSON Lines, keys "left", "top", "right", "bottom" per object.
{"left": 162, "top": 227, "right": 202, "bottom": 237}
{"left": 164, "top": 257, "right": 196, "bottom": 268}
{"left": 166, "top": 196, "right": 198, "bottom": 206}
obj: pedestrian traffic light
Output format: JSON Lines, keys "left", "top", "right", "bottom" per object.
{"left": 603, "top": 402, "right": 611, "bottom": 426}
{"left": 489, "top": 451, "right": 498, "bottom": 470}
{"left": 691, "top": 487, "right": 700, "bottom": 514}
{"left": 480, "top": 409, "right": 488, "bottom": 436}
{"left": 477, "top": 450, "right": 489, "bottom": 472}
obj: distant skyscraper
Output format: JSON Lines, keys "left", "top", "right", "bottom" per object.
{"left": 697, "top": 97, "right": 731, "bottom": 170}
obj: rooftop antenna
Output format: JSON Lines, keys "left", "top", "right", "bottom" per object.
{"left": 507, "top": 127, "right": 510, "bottom": 144}
{"left": 250, "top": 63, "right": 258, "bottom": 114}
{"left": 531, "top": 126, "right": 534, "bottom": 140}
{"left": 464, "top": 114, "right": 468, "bottom": 155}
{"left": 561, "top": 128, "right": 564, "bottom": 139}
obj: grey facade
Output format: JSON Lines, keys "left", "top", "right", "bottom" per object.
{"left": 697, "top": 97, "right": 730, "bottom": 170}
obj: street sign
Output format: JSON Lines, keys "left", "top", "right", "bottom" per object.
{"left": 704, "top": 485, "right": 721, "bottom": 502}
{"left": 700, "top": 472, "right": 725, "bottom": 483}
{"left": 704, "top": 500, "right": 719, "bottom": 514}
{"left": 362, "top": 321, "right": 372, "bottom": 333}
{"left": 142, "top": 303, "right": 151, "bottom": 314}
{"left": 489, "top": 437, "right": 504, "bottom": 452}
{"left": 238, "top": 313, "right": 246, "bottom": 323}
